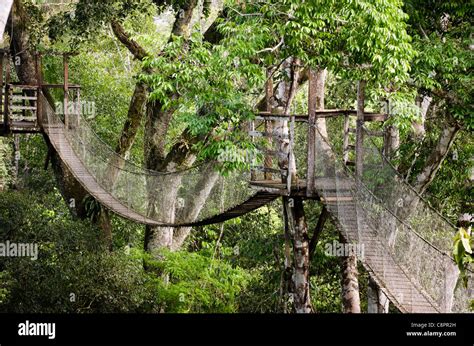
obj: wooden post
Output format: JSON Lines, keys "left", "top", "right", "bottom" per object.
{"left": 0, "top": 52, "right": 4, "bottom": 135}
{"left": 35, "top": 52, "right": 43, "bottom": 128}
{"left": 264, "top": 68, "right": 273, "bottom": 180}
{"left": 306, "top": 69, "right": 317, "bottom": 196}
{"left": 76, "top": 87, "right": 80, "bottom": 127}
{"left": 382, "top": 99, "right": 390, "bottom": 159}
{"left": 287, "top": 114, "right": 295, "bottom": 193}
{"left": 250, "top": 119, "right": 256, "bottom": 181}
{"left": 343, "top": 114, "right": 350, "bottom": 164}
{"left": 63, "top": 54, "right": 69, "bottom": 129}
{"left": 355, "top": 80, "right": 366, "bottom": 179}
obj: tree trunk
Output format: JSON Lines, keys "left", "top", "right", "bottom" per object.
{"left": 340, "top": 234, "right": 361, "bottom": 313}
{"left": 367, "top": 277, "right": 389, "bottom": 313}
{"left": 105, "top": 82, "right": 148, "bottom": 188}
{"left": 412, "top": 95, "right": 431, "bottom": 138}
{"left": 413, "top": 122, "right": 461, "bottom": 195}
{"left": 272, "top": 58, "right": 312, "bottom": 313}
{"left": 171, "top": 165, "right": 220, "bottom": 251}
{"left": 384, "top": 125, "right": 400, "bottom": 162}
{"left": 280, "top": 198, "right": 294, "bottom": 313}
{"left": 285, "top": 196, "right": 312, "bottom": 313}
{"left": 7, "top": 0, "right": 114, "bottom": 247}
{"left": 0, "top": 0, "right": 13, "bottom": 43}
{"left": 312, "top": 69, "right": 334, "bottom": 174}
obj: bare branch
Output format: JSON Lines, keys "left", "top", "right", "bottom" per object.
{"left": 111, "top": 20, "right": 149, "bottom": 61}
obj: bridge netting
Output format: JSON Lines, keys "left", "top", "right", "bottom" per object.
{"left": 311, "top": 116, "right": 472, "bottom": 312}
{"left": 41, "top": 93, "right": 256, "bottom": 226}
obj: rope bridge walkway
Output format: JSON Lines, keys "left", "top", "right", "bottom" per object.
{"left": 0, "top": 52, "right": 471, "bottom": 312}
{"left": 311, "top": 121, "right": 467, "bottom": 313}
{"left": 41, "top": 94, "right": 278, "bottom": 227}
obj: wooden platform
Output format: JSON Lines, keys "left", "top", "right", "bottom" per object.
{"left": 0, "top": 121, "right": 41, "bottom": 134}
{"left": 256, "top": 110, "right": 387, "bottom": 122}
{"left": 249, "top": 179, "right": 308, "bottom": 196}
{"left": 251, "top": 178, "right": 440, "bottom": 312}
{"left": 249, "top": 177, "right": 355, "bottom": 198}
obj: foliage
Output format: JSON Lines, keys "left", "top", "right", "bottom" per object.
{"left": 2, "top": 0, "right": 472, "bottom": 314}
{"left": 0, "top": 191, "right": 157, "bottom": 313}
{"left": 47, "top": 0, "right": 156, "bottom": 46}
{"left": 453, "top": 227, "right": 473, "bottom": 289}
{"left": 140, "top": 28, "right": 265, "bottom": 170}
{"left": 0, "top": 138, "right": 12, "bottom": 189}
{"left": 144, "top": 248, "right": 250, "bottom": 313}
{"left": 228, "top": 0, "right": 415, "bottom": 84}
{"left": 405, "top": 0, "right": 473, "bottom": 128}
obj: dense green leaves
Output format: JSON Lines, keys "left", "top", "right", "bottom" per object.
{"left": 227, "top": 0, "right": 415, "bottom": 84}
{"left": 453, "top": 228, "right": 473, "bottom": 290}
{"left": 2, "top": 0, "right": 472, "bottom": 313}
{"left": 140, "top": 27, "right": 265, "bottom": 166}
{"left": 405, "top": 0, "right": 473, "bottom": 128}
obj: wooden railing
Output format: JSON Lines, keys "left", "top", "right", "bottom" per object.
{"left": 248, "top": 72, "right": 388, "bottom": 196}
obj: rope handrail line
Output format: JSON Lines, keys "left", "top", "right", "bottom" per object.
{"left": 329, "top": 206, "right": 442, "bottom": 312}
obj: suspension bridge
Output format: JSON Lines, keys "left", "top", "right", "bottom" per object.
{"left": 0, "top": 50, "right": 471, "bottom": 313}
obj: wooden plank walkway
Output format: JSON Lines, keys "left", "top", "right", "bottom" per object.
{"left": 250, "top": 177, "right": 439, "bottom": 312}
{"left": 324, "top": 193, "right": 440, "bottom": 313}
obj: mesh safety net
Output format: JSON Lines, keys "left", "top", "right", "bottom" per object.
{"left": 312, "top": 117, "right": 472, "bottom": 312}
{"left": 41, "top": 93, "right": 256, "bottom": 226}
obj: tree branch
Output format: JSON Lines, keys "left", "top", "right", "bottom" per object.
{"left": 413, "top": 121, "right": 461, "bottom": 194}
{"left": 111, "top": 20, "right": 148, "bottom": 61}
{"left": 309, "top": 206, "right": 329, "bottom": 260}
{"left": 171, "top": 0, "right": 199, "bottom": 38}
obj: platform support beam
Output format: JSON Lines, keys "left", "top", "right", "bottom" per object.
{"left": 63, "top": 54, "right": 69, "bottom": 129}
{"left": 355, "top": 80, "right": 366, "bottom": 178}
{"left": 264, "top": 68, "right": 274, "bottom": 180}
{"left": 306, "top": 69, "right": 317, "bottom": 197}
{"left": 3, "top": 52, "right": 10, "bottom": 135}
{"left": 35, "top": 53, "right": 43, "bottom": 127}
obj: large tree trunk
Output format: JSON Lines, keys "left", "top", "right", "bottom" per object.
{"left": 395, "top": 120, "right": 461, "bottom": 223}
{"left": 312, "top": 69, "right": 333, "bottom": 174}
{"left": 7, "top": 0, "right": 114, "bottom": 249}
{"left": 272, "top": 58, "right": 313, "bottom": 313}
{"left": 384, "top": 125, "right": 400, "bottom": 162}
{"left": 171, "top": 166, "right": 220, "bottom": 251}
{"left": 286, "top": 197, "right": 312, "bottom": 313}
{"left": 412, "top": 95, "right": 431, "bottom": 138}
{"left": 105, "top": 82, "right": 148, "bottom": 188}
{"left": 141, "top": 1, "right": 203, "bottom": 255}
{"left": 340, "top": 234, "right": 361, "bottom": 313}
{"left": 412, "top": 121, "right": 461, "bottom": 195}
{"left": 110, "top": 2, "right": 230, "bottom": 256}
{"left": 7, "top": 0, "right": 89, "bottom": 217}
{"left": 280, "top": 198, "right": 294, "bottom": 313}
